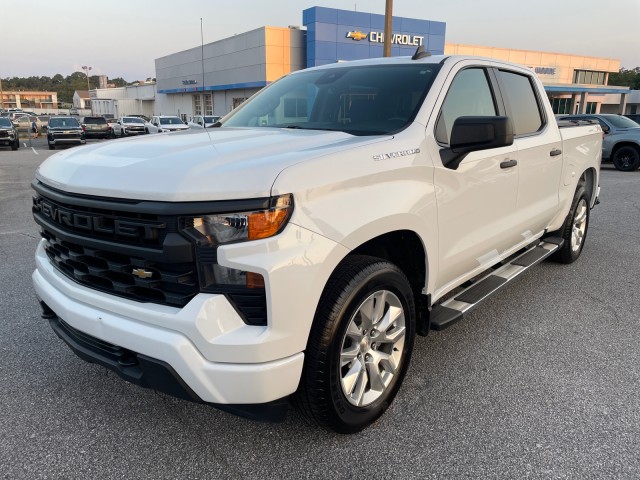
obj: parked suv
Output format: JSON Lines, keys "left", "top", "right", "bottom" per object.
{"left": 119, "top": 116, "right": 147, "bottom": 136}
{"left": 0, "top": 117, "right": 19, "bottom": 150}
{"left": 147, "top": 115, "right": 190, "bottom": 133}
{"left": 81, "top": 116, "right": 111, "bottom": 139}
{"left": 47, "top": 116, "right": 86, "bottom": 149}
{"left": 558, "top": 114, "right": 640, "bottom": 171}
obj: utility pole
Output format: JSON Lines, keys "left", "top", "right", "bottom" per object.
{"left": 0, "top": 77, "right": 4, "bottom": 111}
{"left": 383, "top": 0, "right": 393, "bottom": 57}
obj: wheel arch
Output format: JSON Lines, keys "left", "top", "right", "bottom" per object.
{"left": 343, "top": 229, "right": 431, "bottom": 334}
{"left": 581, "top": 167, "right": 598, "bottom": 207}
{"left": 611, "top": 140, "right": 640, "bottom": 157}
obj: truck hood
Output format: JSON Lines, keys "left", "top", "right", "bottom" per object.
{"left": 36, "top": 128, "right": 388, "bottom": 201}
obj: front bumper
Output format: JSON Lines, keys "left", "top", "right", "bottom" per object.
{"left": 44, "top": 309, "right": 289, "bottom": 421}
{"left": 32, "top": 222, "right": 346, "bottom": 406}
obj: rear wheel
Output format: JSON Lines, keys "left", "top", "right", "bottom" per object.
{"left": 294, "top": 255, "right": 416, "bottom": 433}
{"left": 611, "top": 145, "right": 640, "bottom": 171}
{"left": 551, "top": 184, "right": 590, "bottom": 264}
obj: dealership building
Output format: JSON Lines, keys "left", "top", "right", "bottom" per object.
{"left": 148, "top": 6, "right": 631, "bottom": 119}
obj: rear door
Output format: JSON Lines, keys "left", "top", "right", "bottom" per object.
{"left": 493, "top": 66, "right": 562, "bottom": 235}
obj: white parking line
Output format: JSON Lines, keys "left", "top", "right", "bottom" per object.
{"left": 23, "top": 142, "right": 27, "bottom": 148}
{"left": 32, "top": 147, "right": 39, "bottom": 155}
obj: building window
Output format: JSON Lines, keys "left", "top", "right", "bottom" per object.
{"left": 204, "top": 94, "right": 213, "bottom": 115}
{"left": 551, "top": 97, "right": 573, "bottom": 114}
{"left": 586, "top": 102, "right": 597, "bottom": 114}
{"left": 193, "top": 95, "right": 202, "bottom": 115}
{"left": 573, "top": 70, "right": 606, "bottom": 85}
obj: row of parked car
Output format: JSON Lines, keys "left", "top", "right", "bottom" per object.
{"left": 0, "top": 110, "right": 224, "bottom": 150}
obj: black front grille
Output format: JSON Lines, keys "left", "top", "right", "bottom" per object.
{"left": 0, "top": 130, "right": 9, "bottom": 138}
{"left": 33, "top": 181, "right": 271, "bottom": 323}
{"left": 42, "top": 230, "right": 198, "bottom": 307}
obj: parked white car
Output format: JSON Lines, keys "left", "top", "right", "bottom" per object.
{"left": 106, "top": 118, "right": 122, "bottom": 138}
{"left": 188, "top": 115, "right": 221, "bottom": 129}
{"left": 118, "top": 116, "right": 147, "bottom": 136}
{"left": 147, "top": 115, "right": 190, "bottom": 133}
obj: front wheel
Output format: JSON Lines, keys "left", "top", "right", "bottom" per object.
{"left": 612, "top": 145, "right": 640, "bottom": 171}
{"left": 551, "top": 184, "right": 590, "bottom": 264}
{"left": 48, "top": 142, "right": 54, "bottom": 150}
{"left": 11, "top": 139, "right": 18, "bottom": 150}
{"left": 294, "top": 255, "right": 416, "bottom": 433}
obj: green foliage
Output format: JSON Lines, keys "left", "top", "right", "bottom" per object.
{"left": 608, "top": 67, "right": 640, "bottom": 90}
{"left": 0, "top": 72, "right": 135, "bottom": 104}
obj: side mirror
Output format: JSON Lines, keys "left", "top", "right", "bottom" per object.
{"left": 440, "top": 116, "right": 514, "bottom": 170}
{"left": 601, "top": 124, "right": 610, "bottom": 134}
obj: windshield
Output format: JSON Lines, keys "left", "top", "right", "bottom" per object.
{"left": 204, "top": 116, "right": 220, "bottom": 123}
{"left": 222, "top": 63, "right": 441, "bottom": 135}
{"left": 49, "top": 118, "right": 80, "bottom": 128}
{"left": 159, "top": 117, "right": 184, "bottom": 125}
{"left": 122, "top": 117, "right": 144, "bottom": 124}
{"left": 606, "top": 115, "right": 640, "bottom": 129}
{"left": 0, "top": 118, "right": 12, "bottom": 127}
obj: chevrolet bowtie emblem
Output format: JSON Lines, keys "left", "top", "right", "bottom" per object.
{"left": 132, "top": 268, "right": 153, "bottom": 279}
{"left": 346, "top": 31, "right": 368, "bottom": 41}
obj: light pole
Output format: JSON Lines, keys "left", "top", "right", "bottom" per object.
{"left": 82, "top": 65, "right": 93, "bottom": 114}
{"left": 82, "top": 65, "right": 92, "bottom": 91}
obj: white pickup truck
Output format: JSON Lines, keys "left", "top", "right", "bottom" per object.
{"left": 32, "top": 53, "right": 602, "bottom": 433}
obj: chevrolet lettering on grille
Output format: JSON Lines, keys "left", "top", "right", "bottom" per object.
{"left": 33, "top": 196, "right": 165, "bottom": 240}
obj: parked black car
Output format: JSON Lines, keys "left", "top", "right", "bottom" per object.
{"left": 47, "top": 116, "right": 86, "bottom": 150}
{"left": 81, "top": 116, "right": 111, "bottom": 139}
{"left": 0, "top": 117, "right": 20, "bottom": 150}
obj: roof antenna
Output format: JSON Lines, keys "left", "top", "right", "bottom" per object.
{"left": 412, "top": 45, "right": 431, "bottom": 60}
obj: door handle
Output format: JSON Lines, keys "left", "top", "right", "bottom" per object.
{"left": 550, "top": 148, "right": 562, "bottom": 157}
{"left": 500, "top": 159, "right": 517, "bottom": 169}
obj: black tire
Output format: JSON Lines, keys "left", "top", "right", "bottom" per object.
{"left": 48, "top": 142, "right": 54, "bottom": 150}
{"left": 121, "top": 129, "right": 125, "bottom": 138}
{"left": 611, "top": 145, "right": 640, "bottom": 171}
{"left": 293, "top": 255, "right": 416, "bottom": 433}
{"left": 11, "top": 139, "right": 18, "bottom": 151}
{"left": 551, "top": 184, "right": 590, "bottom": 264}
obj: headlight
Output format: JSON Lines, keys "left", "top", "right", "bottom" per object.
{"left": 184, "top": 194, "right": 293, "bottom": 246}
{"left": 177, "top": 195, "right": 292, "bottom": 325}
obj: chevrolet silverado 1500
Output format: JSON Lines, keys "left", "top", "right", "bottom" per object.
{"left": 32, "top": 52, "right": 601, "bottom": 433}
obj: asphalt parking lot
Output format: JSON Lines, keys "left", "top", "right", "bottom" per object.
{"left": 1, "top": 141, "right": 639, "bottom": 479}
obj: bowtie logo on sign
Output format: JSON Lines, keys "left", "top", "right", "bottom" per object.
{"left": 346, "top": 31, "right": 368, "bottom": 41}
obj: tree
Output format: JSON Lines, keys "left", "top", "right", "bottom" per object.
{"left": 608, "top": 67, "right": 640, "bottom": 90}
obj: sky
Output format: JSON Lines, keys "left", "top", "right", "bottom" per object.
{"left": 3, "top": 0, "right": 638, "bottom": 81}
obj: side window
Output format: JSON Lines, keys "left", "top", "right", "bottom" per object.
{"left": 435, "top": 68, "right": 497, "bottom": 144}
{"left": 498, "top": 70, "right": 544, "bottom": 136}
